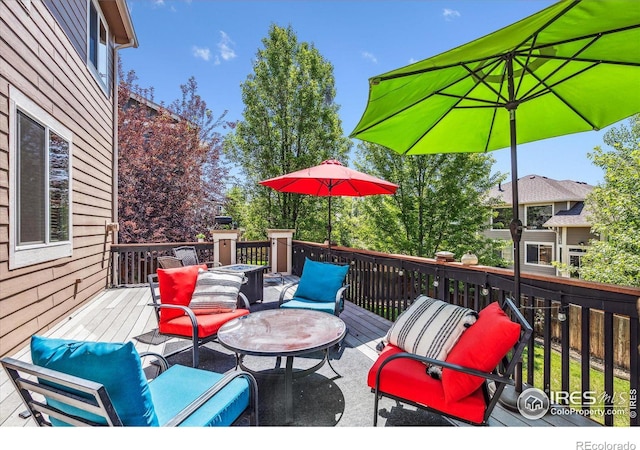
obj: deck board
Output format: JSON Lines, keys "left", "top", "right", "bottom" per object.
{"left": 1, "top": 280, "right": 601, "bottom": 428}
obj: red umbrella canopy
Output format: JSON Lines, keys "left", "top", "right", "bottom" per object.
{"left": 259, "top": 159, "right": 398, "bottom": 196}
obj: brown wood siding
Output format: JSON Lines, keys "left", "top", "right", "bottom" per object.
{"left": 0, "top": 0, "right": 119, "bottom": 357}
{"left": 43, "top": 0, "right": 87, "bottom": 62}
{"left": 43, "top": 0, "right": 113, "bottom": 95}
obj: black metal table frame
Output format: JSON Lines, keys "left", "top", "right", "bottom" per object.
{"left": 218, "top": 316, "right": 346, "bottom": 424}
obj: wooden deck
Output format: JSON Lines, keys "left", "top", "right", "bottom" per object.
{"left": 0, "top": 277, "right": 599, "bottom": 428}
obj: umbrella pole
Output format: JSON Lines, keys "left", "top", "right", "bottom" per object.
{"left": 327, "top": 195, "right": 332, "bottom": 258}
{"left": 500, "top": 61, "right": 526, "bottom": 411}
{"left": 501, "top": 121, "right": 526, "bottom": 411}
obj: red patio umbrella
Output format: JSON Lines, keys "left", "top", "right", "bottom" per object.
{"left": 260, "top": 159, "right": 398, "bottom": 253}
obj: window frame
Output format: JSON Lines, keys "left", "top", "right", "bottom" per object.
{"left": 491, "top": 206, "right": 513, "bottom": 230}
{"left": 524, "top": 241, "right": 554, "bottom": 267}
{"left": 9, "top": 87, "right": 73, "bottom": 269}
{"left": 501, "top": 244, "right": 514, "bottom": 264}
{"left": 524, "top": 203, "right": 554, "bottom": 231}
{"left": 87, "top": 0, "right": 109, "bottom": 93}
{"left": 567, "top": 246, "right": 588, "bottom": 278}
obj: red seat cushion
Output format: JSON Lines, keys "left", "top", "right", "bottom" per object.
{"left": 156, "top": 265, "right": 207, "bottom": 323}
{"left": 367, "top": 344, "right": 487, "bottom": 425}
{"left": 442, "top": 302, "right": 521, "bottom": 403}
{"left": 159, "top": 308, "right": 249, "bottom": 338}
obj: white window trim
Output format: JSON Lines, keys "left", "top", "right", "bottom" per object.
{"left": 9, "top": 86, "right": 73, "bottom": 269}
{"left": 524, "top": 241, "right": 554, "bottom": 267}
{"left": 86, "top": 0, "right": 109, "bottom": 93}
{"left": 524, "top": 203, "right": 554, "bottom": 231}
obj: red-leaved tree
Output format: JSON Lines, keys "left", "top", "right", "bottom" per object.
{"left": 117, "top": 68, "right": 233, "bottom": 243}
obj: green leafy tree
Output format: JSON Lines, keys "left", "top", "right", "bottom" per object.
{"left": 354, "top": 142, "right": 506, "bottom": 264}
{"left": 223, "top": 24, "right": 351, "bottom": 241}
{"left": 581, "top": 115, "right": 640, "bottom": 287}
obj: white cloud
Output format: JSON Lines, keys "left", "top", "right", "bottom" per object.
{"left": 153, "top": 0, "right": 165, "bottom": 6}
{"left": 192, "top": 46, "right": 211, "bottom": 61}
{"left": 362, "top": 51, "right": 378, "bottom": 63}
{"left": 217, "top": 31, "right": 237, "bottom": 61}
{"left": 443, "top": 8, "right": 461, "bottom": 21}
{"left": 408, "top": 58, "right": 418, "bottom": 64}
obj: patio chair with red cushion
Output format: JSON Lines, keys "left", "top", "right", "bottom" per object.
{"left": 147, "top": 265, "right": 250, "bottom": 368}
{"left": 368, "top": 297, "right": 532, "bottom": 426}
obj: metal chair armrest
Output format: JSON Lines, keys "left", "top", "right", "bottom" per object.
{"left": 138, "top": 352, "right": 169, "bottom": 375}
{"left": 334, "top": 284, "right": 349, "bottom": 314}
{"left": 237, "top": 292, "right": 250, "bottom": 309}
{"left": 278, "top": 281, "right": 300, "bottom": 305}
{"left": 375, "top": 352, "right": 514, "bottom": 387}
{"left": 146, "top": 303, "right": 199, "bottom": 336}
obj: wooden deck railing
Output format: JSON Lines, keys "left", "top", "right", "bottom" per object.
{"left": 291, "top": 241, "right": 639, "bottom": 427}
{"left": 108, "top": 241, "right": 270, "bottom": 286}
{"left": 109, "top": 239, "right": 639, "bottom": 426}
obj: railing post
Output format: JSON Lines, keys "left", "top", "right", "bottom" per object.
{"left": 266, "top": 229, "right": 295, "bottom": 275}
{"left": 211, "top": 230, "right": 241, "bottom": 266}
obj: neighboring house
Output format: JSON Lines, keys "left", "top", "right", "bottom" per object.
{"left": 0, "top": 0, "right": 137, "bottom": 357}
{"left": 485, "top": 175, "right": 598, "bottom": 278}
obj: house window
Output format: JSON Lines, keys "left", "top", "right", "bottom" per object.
{"left": 491, "top": 207, "right": 512, "bottom": 230}
{"left": 9, "top": 87, "right": 73, "bottom": 269}
{"left": 568, "top": 247, "right": 587, "bottom": 278}
{"left": 88, "top": 0, "right": 108, "bottom": 89}
{"left": 493, "top": 243, "right": 513, "bottom": 267}
{"left": 525, "top": 242, "right": 553, "bottom": 266}
{"left": 526, "top": 204, "right": 553, "bottom": 230}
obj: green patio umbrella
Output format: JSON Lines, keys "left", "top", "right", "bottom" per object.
{"left": 350, "top": 0, "right": 640, "bottom": 307}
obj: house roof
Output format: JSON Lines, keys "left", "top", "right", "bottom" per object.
{"left": 99, "top": 0, "right": 138, "bottom": 47}
{"left": 543, "top": 201, "right": 592, "bottom": 227}
{"left": 488, "top": 174, "right": 594, "bottom": 206}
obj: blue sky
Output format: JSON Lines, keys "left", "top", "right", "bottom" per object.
{"left": 120, "top": 0, "right": 620, "bottom": 187}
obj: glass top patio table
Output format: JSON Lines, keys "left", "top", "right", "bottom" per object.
{"left": 217, "top": 309, "right": 346, "bottom": 424}
{"left": 217, "top": 308, "right": 346, "bottom": 356}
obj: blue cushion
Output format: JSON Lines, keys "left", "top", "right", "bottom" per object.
{"left": 30, "top": 335, "right": 158, "bottom": 426}
{"left": 280, "top": 298, "right": 338, "bottom": 315}
{"left": 149, "top": 365, "right": 250, "bottom": 426}
{"left": 293, "top": 258, "right": 348, "bottom": 303}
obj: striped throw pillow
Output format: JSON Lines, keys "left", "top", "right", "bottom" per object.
{"left": 189, "top": 269, "right": 242, "bottom": 312}
{"left": 383, "top": 295, "right": 477, "bottom": 379}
